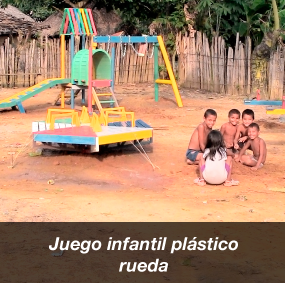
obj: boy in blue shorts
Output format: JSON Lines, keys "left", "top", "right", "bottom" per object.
{"left": 186, "top": 109, "right": 217, "bottom": 165}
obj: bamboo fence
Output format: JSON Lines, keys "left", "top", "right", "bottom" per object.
{"left": 177, "top": 31, "right": 285, "bottom": 99}
{"left": 0, "top": 36, "right": 155, "bottom": 88}
{"left": 0, "top": 33, "right": 284, "bottom": 99}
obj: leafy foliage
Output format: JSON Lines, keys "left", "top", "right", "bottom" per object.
{"left": 195, "top": 0, "right": 247, "bottom": 43}
{"left": 0, "top": 0, "right": 284, "bottom": 48}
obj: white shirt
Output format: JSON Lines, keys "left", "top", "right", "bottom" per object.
{"left": 202, "top": 148, "right": 228, "bottom": 184}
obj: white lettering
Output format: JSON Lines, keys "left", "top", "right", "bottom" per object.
{"left": 119, "top": 262, "right": 127, "bottom": 272}
{"left": 197, "top": 240, "right": 206, "bottom": 251}
{"left": 158, "top": 262, "right": 168, "bottom": 272}
{"left": 137, "top": 262, "right": 147, "bottom": 272}
{"left": 126, "top": 262, "right": 137, "bottom": 272}
{"left": 228, "top": 240, "right": 238, "bottom": 251}
{"left": 91, "top": 240, "right": 101, "bottom": 251}
{"left": 70, "top": 240, "right": 80, "bottom": 251}
{"left": 80, "top": 240, "right": 91, "bottom": 254}
{"left": 218, "top": 240, "right": 228, "bottom": 251}
{"left": 118, "top": 259, "right": 168, "bottom": 272}
{"left": 171, "top": 240, "right": 182, "bottom": 254}
{"left": 49, "top": 237, "right": 60, "bottom": 251}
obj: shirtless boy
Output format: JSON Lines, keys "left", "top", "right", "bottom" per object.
{"left": 234, "top": 109, "right": 254, "bottom": 150}
{"left": 186, "top": 109, "right": 217, "bottom": 165}
{"left": 220, "top": 109, "right": 240, "bottom": 154}
{"left": 235, "top": 123, "right": 267, "bottom": 170}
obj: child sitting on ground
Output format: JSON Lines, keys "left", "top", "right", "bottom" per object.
{"left": 220, "top": 109, "right": 240, "bottom": 154}
{"left": 186, "top": 109, "right": 217, "bottom": 165}
{"left": 194, "top": 130, "right": 239, "bottom": 186}
{"left": 234, "top": 109, "right": 254, "bottom": 150}
{"left": 235, "top": 123, "right": 267, "bottom": 170}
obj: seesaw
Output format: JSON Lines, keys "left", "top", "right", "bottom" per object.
{"left": 244, "top": 90, "right": 285, "bottom": 114}
{"left": 266, "top": 96, "right": 285, "bottom": 114}
{"left": 244, "top": 100, "right": 282, "bottom": 106}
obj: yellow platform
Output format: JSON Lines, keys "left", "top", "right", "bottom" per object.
{"left": 266, "top": 109, "right": 285, "bottom": 115}
{"left": 97, "top": 126, "right": 152, "bottom": 145}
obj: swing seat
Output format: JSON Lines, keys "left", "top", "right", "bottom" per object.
{"left": 92, "top": 80, "right": 112, "bottom": 87}
{"left": 138, "top": 43, "right": 147, "bottom": 56}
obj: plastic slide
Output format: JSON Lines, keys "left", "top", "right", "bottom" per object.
{"left": 0, "top": 78, "right": 70, "bottom": 113}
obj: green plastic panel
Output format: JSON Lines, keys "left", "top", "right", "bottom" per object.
{"left": 71, "top": 49, "right": 111, "bottom": 86}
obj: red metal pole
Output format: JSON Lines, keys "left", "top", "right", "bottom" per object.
{"left": 88, "top": 42, "right": 93, "bottom": 113}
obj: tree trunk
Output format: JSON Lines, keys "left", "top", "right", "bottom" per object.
{"left": 250, "top": 0, "right": 279, "bottom": 99}
{"left": 251, "top": 32, "right": 275, "bottom": 99}
{"left": 63, "top": 0, "right": 90, "bottom": 8}
{"left": 183, "top": 1, "right": 197, "bottom": 36}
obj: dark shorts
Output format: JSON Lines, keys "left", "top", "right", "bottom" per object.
{"left": 186, "top": 149, "right": 202, "bottom": 162}
{"left": 227, "top": 147, "right": 238, "bottom": 154}
{"left": 238, "top": 141, "right": 244, "bottom": 149}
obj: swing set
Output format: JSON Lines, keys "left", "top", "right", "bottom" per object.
{"left": 87, "top": 35, "right": 183, "bottom": 112}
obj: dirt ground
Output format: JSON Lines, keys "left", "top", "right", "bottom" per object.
{"left": 0, "top": 83, "right": 285, "bottom": 222}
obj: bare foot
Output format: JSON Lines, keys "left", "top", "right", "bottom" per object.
{"left": 224, "top": 179, "right": 239, "bottom": 187}
{"left": 187, "top": 159, "right": 194, "bottom": 165}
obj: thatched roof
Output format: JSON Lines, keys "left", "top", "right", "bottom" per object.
{"left": 41, "top": 8, "right": 122, "bottom": 37}
{"left": 0, "top": 5, "right": 48, "bottom": 35}
{"left": 41, "top": 12, "right": 63, "bottom": 37}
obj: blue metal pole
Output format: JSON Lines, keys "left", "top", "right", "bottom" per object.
{"left": 111, "top": 47, "right": 115, "bottom": 92}
{"left": 93, "top": 36, "right": 159, "bottom": 44}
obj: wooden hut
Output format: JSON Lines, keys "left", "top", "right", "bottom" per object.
{"left": 0, "top": 5, "right": 48, "bottom": 44}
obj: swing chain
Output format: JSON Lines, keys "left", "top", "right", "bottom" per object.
{"left": 106, "top": 35, "right": 111, "bottom": 53}
{"left": 120, "top": 36, "right": 127, "bottom": 57}
{"left": 147, "top": 44, "right": 155, "bottom": 59}
{"left": 144, "top": 35, "right": 154, "bottom": 59}
{"left": 128, "top": 35, "right": 141, "bottom": 56}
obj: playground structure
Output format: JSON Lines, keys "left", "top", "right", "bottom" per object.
{"left": 29, "top": 8, "right": 183, "bottom": 153}
{"left": 0, "top": 8, "right": 182, "bottom": 113}
{"left": 244, "top": 90, "right": 285, "bottom": 115}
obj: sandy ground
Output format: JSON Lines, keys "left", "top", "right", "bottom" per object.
{"left": 0, "top": 83, "right": 285, "bottom": 222}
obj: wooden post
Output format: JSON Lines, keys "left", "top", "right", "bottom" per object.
{"left": 246, "top": 37, "right": 251, "bottom": 96}
{"left": 227, "top": 47, "right": 234, "bottom": 95}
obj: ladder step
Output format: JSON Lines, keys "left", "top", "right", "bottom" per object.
{"left": 100, "top": 100, "right": 115, "bottom": 103}
{"left": 97, "top": 93, "right": 113, "bottom": 96}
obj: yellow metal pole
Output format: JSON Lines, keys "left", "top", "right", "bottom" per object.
{"left": 157, "top": 36, "right": 183, "bottom": 107}
{"left": 60, "top": 34, "right": 65, "bottom": 108}
{"left": 155, "top": 79, "right": 172, "bottom": 84}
